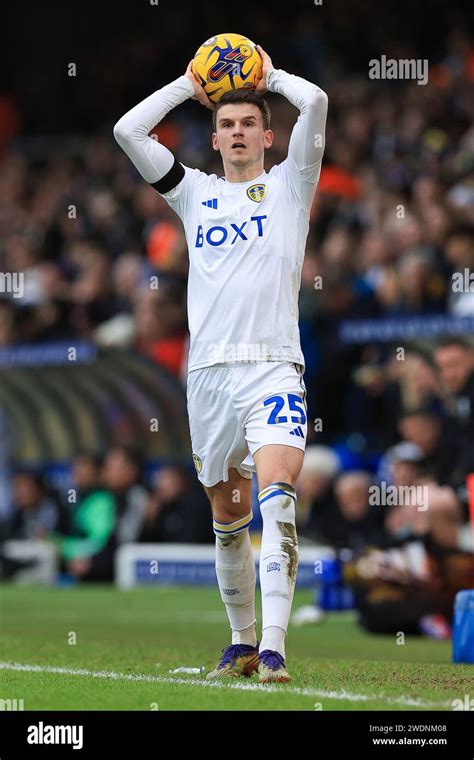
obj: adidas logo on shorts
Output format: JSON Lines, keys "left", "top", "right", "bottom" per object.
{"left": 289, "top": 425, "right": 304, "bottom": 438}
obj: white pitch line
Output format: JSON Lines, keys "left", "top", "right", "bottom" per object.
{"left": 0, "top": 661, "right": 451, "bottom": 708}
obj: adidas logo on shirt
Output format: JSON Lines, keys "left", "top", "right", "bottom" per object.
{"left": 202, "top": 198, "right": 218, "bottom": 208}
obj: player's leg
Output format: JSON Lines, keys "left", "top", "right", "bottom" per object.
{"left": 187, "top": 363, "right": 303, "bottom": 680}
{"left": 186, "top": 366, "right": 259, "bottom": 678}
{"left": 253, "top": 443, "right": 303, "bottom": 681}
{"left": 238, "top": 361, "right": 308, "bottom": 682}
{"left": 204, "top": 468, "right": 259, "bottom": 679}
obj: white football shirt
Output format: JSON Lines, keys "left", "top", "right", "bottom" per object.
{"left": 162, "top": 160, "right": 317, "bottom": 371}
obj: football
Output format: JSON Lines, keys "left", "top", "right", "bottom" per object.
{"left": 192, "top": 33, "right": 263, "bottom": 103}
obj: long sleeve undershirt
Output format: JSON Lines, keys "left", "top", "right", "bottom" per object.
{"left": 113, "top": 68, "right": 328, "bottom": 186}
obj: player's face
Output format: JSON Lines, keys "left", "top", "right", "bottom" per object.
{"left": 212, "top": 104, "right": 273, "bottom": 169}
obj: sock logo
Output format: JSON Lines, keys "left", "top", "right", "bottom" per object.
{"left": 223, "top": 587, "right": 240, "bottom": 595}
{"left": 266, "top": 562, "right": 281, "bottom": 572}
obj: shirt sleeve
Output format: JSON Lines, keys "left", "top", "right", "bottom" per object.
{"left": 159, "top": 165, "right": 207, "bottom": 221}
{"left": 267, "top": 68, "right": 328, "bottom": 211}
{"left": 113, "top": 75, "right": 195, "bottom": 188}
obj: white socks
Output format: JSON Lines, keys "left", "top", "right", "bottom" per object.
{"left": 213, "top": 512, "right": 257, "bottom": 647}
{"left": 213, "top": 483, "right": 299, "bottom": 660}
{"left": 258, "top": 482, "right": 299, "bottom": 659}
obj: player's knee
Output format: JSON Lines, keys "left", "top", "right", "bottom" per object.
{"left": 206, "top": 490, "right": 245, "bottom": 523}
{"left": 255, "top": 446, "right": 304, "bottom": 491}
{"left": 206, "top": 477, "right": 251, "bottom": 525}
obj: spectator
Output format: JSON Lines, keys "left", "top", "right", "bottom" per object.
{"left": 313, "top": 471, "right": 385, "bottom": 551}
{"left": 71, "top": 451, "right": 104, "bottom": 499}
{"left": 390, "top": 441, "right": 425, "bottom": 474}
{"left": 54, "top": 482, "right": 116, "bottom": 582}
{"left": 444, "top": 227, "right": 474, "bottom": 315}
{"left": 387, "top": 247, "right": 446, "bottom": 316}
{"left": 344, "top": 481, "right": 472, "bottom": 636}
{"left": 397, "top": 409, "right": 462, "bottom": 485}
{"left": 434, "top": 338, "right": 474, "bottom": 436}
{"left": 296, "top": 445, "right": 341, "bottom": 537}
{"left": 140, "top": 464, "right": 213, "bottom": 543}
{"left": 8, "top": 471, "right": 62, "bottom": 540}
{"left": 433, "top": 338, "right": 474, "bottom": 512}
{"left": 101, "top": 444, "right": 149, "bottom": 544}
{"left": 133, "top": 285, "right": 188, "bottom": 377}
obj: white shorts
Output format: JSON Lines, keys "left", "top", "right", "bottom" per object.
{"left": 186, "top": 361, "right": 308, "bottom": 487}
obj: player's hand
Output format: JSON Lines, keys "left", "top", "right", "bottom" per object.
{"left": 255, "top": 45, "right": 273, "bottom": 94}
{"left": 185, "top": 60, "right": 215, "bottom": 110}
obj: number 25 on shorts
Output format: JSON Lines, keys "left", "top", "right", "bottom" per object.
{"left": 264, "top": 394, "right": 307, "bottom": 425}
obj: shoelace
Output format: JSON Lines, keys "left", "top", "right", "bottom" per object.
{"left": 259, "top": 649, "right": 285, "bottom": 670}
{"left": 218, "top": 644, "right": 258, "bottom": 667}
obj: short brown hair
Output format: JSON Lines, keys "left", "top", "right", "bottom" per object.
{"left": 212, "top": 89, "right": 271, "bottom": 131}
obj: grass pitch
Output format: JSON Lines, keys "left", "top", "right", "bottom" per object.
{"left": 0, "top": 584, "right": 470, "bottom": 711}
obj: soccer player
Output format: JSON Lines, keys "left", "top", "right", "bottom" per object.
{"left": 114, "top": 45, "right": 328, "bottom": 682}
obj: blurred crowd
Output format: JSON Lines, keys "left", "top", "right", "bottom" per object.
{"left": 0, "top": 446, "right": 213, "bottom": 581}
{"left": 1, "top": 335, "right": 472, "bottom": 587}
{"left": 1, "top": 8, "right": 473, "bottom": 602}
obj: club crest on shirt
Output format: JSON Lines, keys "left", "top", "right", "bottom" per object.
{"left": 192, "top": 453, "right": 203, "bottom": 473}
{"left": 246, "top": 184, "right": 266, "bottom": 203}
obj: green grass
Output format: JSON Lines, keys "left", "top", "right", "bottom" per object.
{"left": 0, "top": 584, "right": 471, "bottom": 710}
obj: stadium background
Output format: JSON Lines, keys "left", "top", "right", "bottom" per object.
{"left": 1, "top": 0, "right": 473, "bottom": 598}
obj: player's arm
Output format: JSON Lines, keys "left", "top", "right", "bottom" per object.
{"left": 113, "top": 62, "right": 214, "bottom": 194}
{"left": 256, "top": 46, "right": 328, "bottom": 205}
